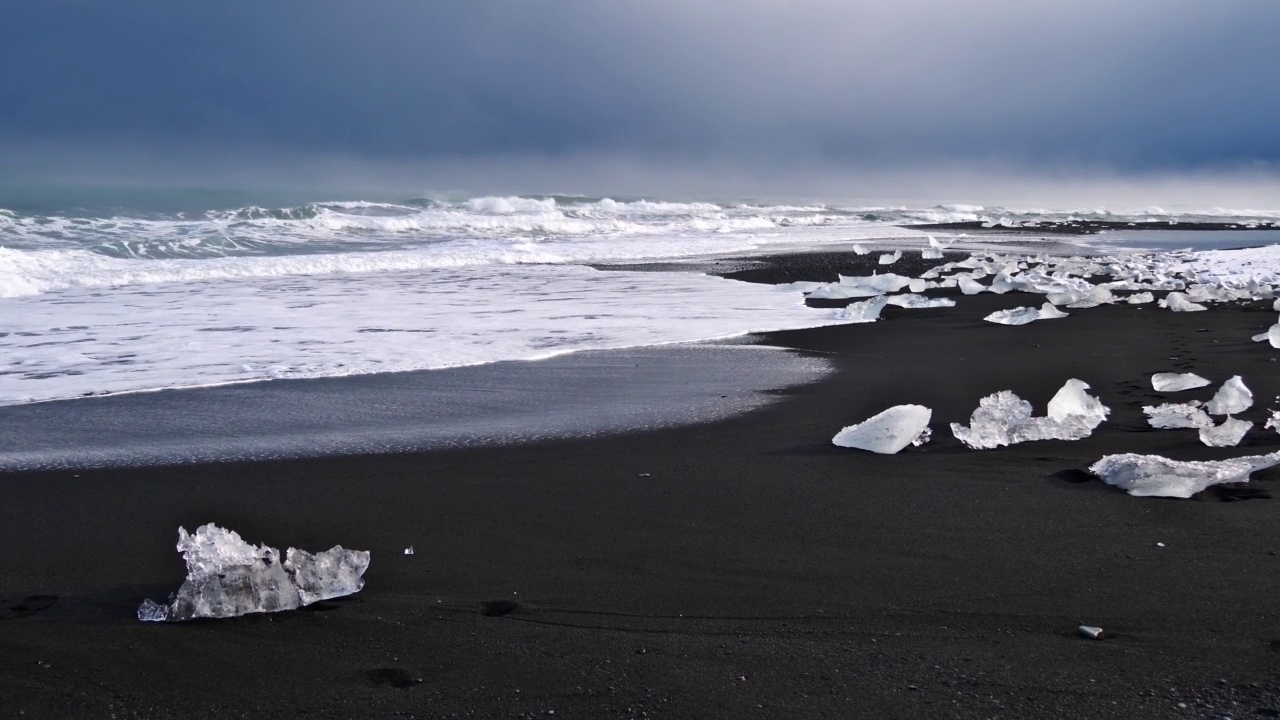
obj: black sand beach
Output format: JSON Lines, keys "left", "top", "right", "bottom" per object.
{"left": 4, "top": 251, "right": 1280, "bottom": 718}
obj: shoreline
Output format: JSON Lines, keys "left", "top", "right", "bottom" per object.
{"left": 4, "top": 249, "right": 1280, "bottom": 717}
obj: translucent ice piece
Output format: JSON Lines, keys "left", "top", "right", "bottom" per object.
{"left": 852, "top": 244, "right": 870, "bottom": 255}
{"left": 878, "top": 250, "right": 902, "bottom": 265}
{"left": 1199, "top": 417, "right": 1253, "bottom": 447}
{"left": 808, "top": 283, "right": 882, "bottom": 299}
{"left": 1151, "top": 373, "right": 1211, "bottom": 392}
{"left": 1065, "top": 287, "right": 1114, "bottom": 309}
{"left": 842, "top": 273, "right": 912, "bottom": 293}
{"left": 885, "top": 294, "right": 955, "bottom": 309}
{"left": 832, "top": 296, "right": 889, "bottom": 323}
{"left": 1125, "top": 292, "right": 1155, "bottom": 304}
{"left": 921, "top": 247, "right": 943, "bottom": 260}
{"left": 1206, "top": 375, "right": 1253, "bottom": 416}
{"left": 984, "top": 307, "right": 1040, "bottom": 325}
{"left": 1266, "top": 410, "right": 1280, "bottom": 433}
{"left": 1090, "top": 451, "right": 1280, "bottom": 498}
{"left": 831, "top": 404, "right": 933, "bottom": 454}
{"left": 1037, "top": 302, "right": 1070, "bottom": 320}
{"left": 951, "top": 380, "right": 1108, "bottom": 449}
{"left": 1160, "top": 292, "right": 1208, "bottom": 312}
{"left": 1143, "top": 402, "right": 1212, "bottom": 429}
{"left": 138, "top": 524, "right": 370, "bottom": 622}
{"left": 1271, "top": 324, "right": 1280, "bottom": 348}
{"left": 957, "top": 276, "right": 986, "bottom": 295}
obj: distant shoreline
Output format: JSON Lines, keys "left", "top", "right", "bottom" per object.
{"left": 904, "top": 219, "right": 1280, "bottom": 235}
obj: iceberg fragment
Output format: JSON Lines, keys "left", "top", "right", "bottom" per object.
{"left": 1199, "top": 417, "right": 1253, "bottom": 447}
{"left": 832, "top": 296, "right": 889, "bottom": 323}
{"left": 1090, "top": 451, "right": 1280, "bottom": 498}
{"left": 1037, "top": 302, "right": 1070, "bottom": 320}
{"left": 950, "top": 380, "right": 1109, "bottom": 449}
{"left": 1160, "top": 292, "right": 1208, "bottom": 312}
{"left": 878, "top": 250, "right": 902, "bottom": 265}
{"left": 1151, "top": 373, "right": 1211, "bottom": 392}
{"left": 1206, "top": 375, "right": 1253, "bottom": 415}
{"left": 921, "top": 247, "right": 943, "bottom": 260}
{"left": 984, "top": 307, "right": 1040, "bottom": 326}
{"left": 957, "top": 276, "right": 986, "bottom": 295}
{"left": 1267, "top": 410, "right": 1280, "bottom": 433}
{"left": 138, "top": 524, "right": 370, "bottom": 622}
{"left": 851, "top": 244, "right": 870, "bottom": 255}
{"left": 1143, "top": 402, "right": 1213, "bottom": 429}
{"left": 831, "top": 404, "right": 933, "bottom": 454}
{"left": 885, "top": 294, "right": 955, "bottom": 309}
{"left": 1125, "top": 292, "right": 1155, "bottom": 304}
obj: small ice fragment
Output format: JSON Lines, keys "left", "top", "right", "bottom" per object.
{"left": 404, "top": 546, "right": 415, "bottom": 555}
{"left": 833, "top": 296, "right": 889, "bottom": 323}
{"left": 1143, "top": 402, "right": 1212, "bottom": 429}
{"left": 831, "top": 404, "right": 933, "bottom": 454}
{"left": 1255, "top": 331, "right": 1272, "bottom": 342}
{"left": 136, "top": 524, "right": 370, "bottom": 622}
{"left": 1090, "top": 451, "right": 1280, "bottom": 498}
{"left": 907, "top": 278, "right": 927, "bottom": 293}
{"left": 878, "top": 250, "right": 902, "bottom": 265}
{"left": 1206, "top": 375, "right": 1253, "bottom": 415}
{"left": 1199, "top": 417, "right": 1253, "bottom": 447}
{"left": 921, "top": 247, "right": 943, "bottom": 260}
{"left": 911, "top": 426, "right": 932, "bottom": 447}
{"left": 1161, "top": 292, "right": 1208, "bottom": 312}
{"left": 1274, "top": 298, "right": 1280, "bottom": 311}
{"left": 851, "top": 244, "right": 870, "bottom": 255}
{"left": 1270, "top": 324, "right": 1280, "bottom": 348}
{"left": 1078, "top": 625, "right": 1104, "bottom": 640}
{"left": 984, "top": 307, "right": 1040, "bottom": 325}
{"left": 957, "top": 276, "right": 986, "bottom": 295}
{"left": 1046, "top": 379, "right": 1110, "bottom": 429}
{"left": 1151, "top": 373, "right": 1211, "bottom": 392}
{"left": 1126, "top": 292, "right": 1155, "bottom": 304}
{"left": 1266, "top": 410, "right": 1280, "bottom": 433}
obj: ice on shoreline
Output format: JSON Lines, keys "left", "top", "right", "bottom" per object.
{"left": 138, "top": 524, "right": 370, "bottom": 622}
{"left": 1199, "top": 417, "right": 1253, "bottom": 447}
{"left": 1151, "top": 373, "right": 1211, "bottom": 392}
{"left": 832, "top": 404, "right": 932, "bottom": 454}
{"left": 951, "top": 379, "right": 1109, "bottom": 449}
{"left": 1143, "top": 402, "right": 1213, "bottom": 429}
{"left": 1090, "top": 451, "right": 1280, "bottom": 498}
{"left": 1206, "top": 376, "right": 1252, "bottom": 416}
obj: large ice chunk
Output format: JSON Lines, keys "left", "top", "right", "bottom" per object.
{"left": 1199, "top": 417, "right": 1253, "bottom": 447}
{"left": 1037, "top": 303, "right": 1070, "bottom": 320}
{"left": 138, "top": 524, "right": 370, "bottom": 622}
{"left": 957, "top": 276, "right": 986, "bottom": 295}
{"left": 833, "top": 296, "right": 889, "bottom": 323}
{"left": 832, "top": 404, "right": 933, "bottom": 454}
{"left": 950, "top": 380, "right": 1109, "bottom": 449}
{"left": 984, "top": 307, "right": 1040, "bottom": 325}
{"left": 1160, "top": 292, "right": 1208, "bottom": 312}
{"left": 1206, "top": 375, "right": 1253, "bottom": 416}
{"left": 1151, "top": 373, "right": 1211, "bottom": 392}
{"left": 1090, "top": 451, "right": 1280, "bottom": 498}
{"left": 1143, "top": 402, "right": 1213, "bottom": 429}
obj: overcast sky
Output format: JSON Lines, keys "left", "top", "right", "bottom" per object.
{"left": 3, "top": 0, "right": 1278, "bottom": 196}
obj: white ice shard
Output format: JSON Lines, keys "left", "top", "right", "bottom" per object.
{"left": 1126, "top": 292, "right": 1155, "bottom": 304}
{"left": 831, "top": 404, "right": 933, "bottom": 454}
{"left": 842, "top": 272, "right": 913, "bottom": 292}
{"left": 1160, "top": 292, "right": 1208, "bottom": 312}
{"left": 921, "top": 247, "right": 943, "bottom": 260}
{"left": 138, "top": 524, "right": 370, "bottom": 622}
{"left": 1206, "top": 375, "right": 1253, "bottom": 415}
{"left": 1037, "top": 302, "right": 1070, "bottom": 320}
{"left": 984, "top": 307, "right": 1040, "bottom": 325}
{"left": 1151, "top": 372, "right": 1211, "bottom": 392}
{"left": 1266, "top": 410, "right": 1280, "bottom": 433}
{"left": 878, "top": 250, "right": 902, "bottom": 265}
{"left": 808, "top": 283, "right": 883, "bottom": 299}
{"left": 957, "top": 276, "right": 986, "bottom": 295}
{"left": 885, "top": 294, "right": 955, "bottom": 309}
{"left": 852, "top": 244, "right": 870, "bottom": 255}
{"left": 950, "top": 380, "right": 1109, "bottom": 449}
{"left": 832, "top": 296, "right": 889, "bottom": 323}
{"left": 1199, "top": 417, "right": 1253, "bottom": 447}
{"left": 1065, "top": 287, "right": 1115, "bottom": 309}
{"left": 1090, "top": 451, "right": 1280, "bottom": 498}
{"left": 1143, "top": 402, "right": 1213, "bottom": 429}
{"left": 907, "top": 278, "right": 928, "bottom": 293}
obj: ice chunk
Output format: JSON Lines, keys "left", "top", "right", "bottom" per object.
{"left": 1275, "top": 298, "right": 1280, "bottom": 311}
{"left": 842, "top": 273, "right": 913, "bottom": 293}
{"left": 1090, "top": 451, "right": 1280, "bottom": 498}
{"left": 1151, "top": 372, "right": 1211, "bottom": 392}
{"left": 808, "top": 283, "right": 882, "bottom": 299}
{"left": 832, "top": 296, "right": 889, "bottom": 323}
{"left": 137, "top": 524, "right": 370, "bottom": 622}
{"left": 907, "top": 278, "right": 928, "bottom": 293}
{"left": 1199, "top": 417, "right": 1253, "bottom": 447}
{"left": 984, "top": 307, "right": 1040, "bottom": 325}
{"left": 1266, "top": 410, "right": 1280, "bottom": 433}
{"left": 1037, "top": 302, "right": 1070, "bottom": 320}
{"left": 1160, "top": 292, "right": 1208, "bottom": 312}
{"left": 878, "top": 250, "right": 902, "bottom": 265}
{"left": 1270, "top": 323, "right": 1280, "bottom": 348}
{"left": 1046, "top": 379, "right": 1110, "bottom": 429}
{"left": 951, "top": 380, "right": 1109, "bottom": 449}
{"left": 1125, "top": 292, "right": 1155, "bottom": 304}
{"left": 957, "top": 276, "right": 986, "bottom": 295}
{"left": 851, "top": 244, "right": 870, "bottom": 255}
{"left": 1206, "top": 375, "right": 1252, "bottom": 415}
{"left": 921, "top": 247, "right": 943, "bottom": 260}
{"left": 832, "top": 404, "right": 933, "bottom": 454}
{"left": 1143, "top": 402, "right": 1212, "bottom": 429}
{"left": 885, "top": 294, "right": 955, "bottom": 309}
{"left": 1065, "top": 287, "right": 1114, "bottom": 309}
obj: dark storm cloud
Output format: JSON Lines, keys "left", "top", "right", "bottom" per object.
{"left": 2, "top": 0, "right": 1278, "bottom": 179}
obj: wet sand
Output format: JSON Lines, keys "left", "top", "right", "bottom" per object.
{"left": 4, "top": 252, "right": 1280, "bottom": 718}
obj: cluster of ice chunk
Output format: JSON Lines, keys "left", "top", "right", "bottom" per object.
{"left": 138, "top": 524, "right": 370, "bottom": 622}
{"left": 831, "top": 404, "right": 933, "bottom": 454}
{"left": 1143, "top": 375, "right": 1257, "bottom": 447}
{"left": 1091, "top": 451, "right": 1280, "bottom": 498}
{"left": 950, "top": 379, "right": 1110, "bottom": 449}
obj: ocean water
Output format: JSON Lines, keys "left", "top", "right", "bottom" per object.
{"left": 4, "top": 188, "right": 1280, "bottom": 408}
